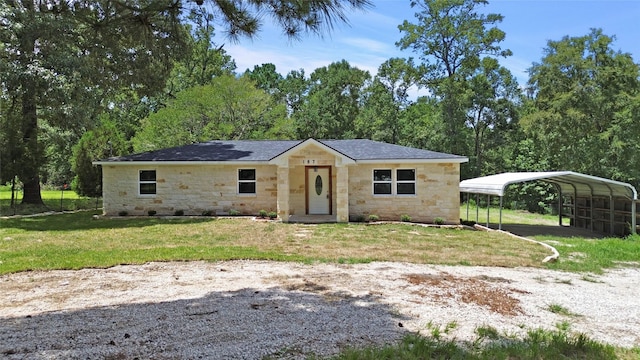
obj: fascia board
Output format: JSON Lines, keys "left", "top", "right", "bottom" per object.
{"left": 92, "top": 160, "right": 270, "bottom": 166}
{"left": 268, "top": 138, "right": 356, "bottom": 165}
{"left": 355, "top": 158, "right": 468, "bottom": 164}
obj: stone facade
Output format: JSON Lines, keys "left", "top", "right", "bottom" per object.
{"left": 347, "top": 163, "right": 461, "bottom": 223}
{"left": 101, "top": 143, "right": 461, "bottom": 223}
{"left": 102, "top": 164, "right": 277, "bottom": 216}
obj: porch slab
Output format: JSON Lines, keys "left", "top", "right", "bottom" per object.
{"left": 287, "top": 215, "right": 337, "bottom": 224}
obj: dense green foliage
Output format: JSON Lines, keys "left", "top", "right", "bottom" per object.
{"left": 2, "top": 0, "right": 639, "bottom": 212}
{"left": 0, "top": 0, "right": 371, "bottom": 204}
{"left": 72, "top": 117, "right": 128, "bottom": 197}
{"left": 523, "top": 29, "right": 640, "bottom": 185}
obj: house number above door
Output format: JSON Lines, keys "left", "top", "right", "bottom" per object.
{"left": 315, "top": 175, "right": 323, "bottom": 195}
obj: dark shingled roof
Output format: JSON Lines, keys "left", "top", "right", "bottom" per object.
{"left": 321, "top": 139, "right": 465, "bottom": 160}
{"left": 100, "top": 139, "right": 466, "bottom": 162}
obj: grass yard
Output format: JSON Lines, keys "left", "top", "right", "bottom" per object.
{"left": 0, "top": 211, "right": 552, "bottom": 275}
{"left": 0, "top": 205, "right": 638, "bottom": 274}
{"left": 332, "top": 330, "right": 639, "bottom": 360}
{"left": 0, "top": 185, "right": 101, "bottom": 216}
{"left": 460, "top": 203, "right": 570, "bottom": 226}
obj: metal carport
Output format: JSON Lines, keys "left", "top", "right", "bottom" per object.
{"left": 459, "top": 171, "right": 637, "bottom": 235}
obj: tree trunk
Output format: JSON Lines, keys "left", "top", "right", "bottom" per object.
{"left": 19, "top": 0, "right": 44, "bottom": 206}
{"left": 20, "top": 94, "right": 44, "bottom": 205}
{"left": 21, "top": 74, "right": 43, "bottom": 205}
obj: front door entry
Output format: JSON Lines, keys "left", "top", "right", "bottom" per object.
{"left": 307, "top": 167, "right": 331, "bottom": 215}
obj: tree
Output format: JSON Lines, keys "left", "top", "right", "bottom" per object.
{"left": 244, "top": 63, "right": 284, "bottom": 96}
{"left": 399, "top": 96, "right": 446, "bottom": 151}
{"left": 356, "top": 58, "right": 420, "bottom": 143}
{"left": 132, "top": 75, "right": 285, "bottom": 151}
{"left": 1, "top": 0, "right": 188, "bottom": 204}
{"left": 295, "top": 60, "right": 370, "bottom": 139}
{"left": 523, "top": 29, "right": 640, "bottom": 186}
{"left": 280, "top": 69, "right": 308, "bottom": 115}
{"left": 466, "top": 57, "right": 521, "bottom": 176}
{"left": 397, "top": 0, "right": 511, "bottom": 156}
{"left": 165, "top": 8, "right": 236, "bottom": 98}
{"left": 1, "top": 0, "right": 372, "bottom": 205}
{"left": 72, "top": 116, "right": 128, "bottom": 198}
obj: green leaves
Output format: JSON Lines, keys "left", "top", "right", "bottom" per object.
{"left": 132, "top": 75, "right": 283, "bottom": 151}
{"left": 295, "top": 60, "right": 370, "bottom": 139}
{"left": 524, "top": 29, "right": 640, "bottom": 186}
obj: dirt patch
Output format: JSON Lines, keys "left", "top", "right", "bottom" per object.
{"left": 406, "top": 273, "right": 524, "bottom": 316}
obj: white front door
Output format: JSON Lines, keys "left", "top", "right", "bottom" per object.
{"left": 307, "top": 167, "right": 331, "bottom": 215}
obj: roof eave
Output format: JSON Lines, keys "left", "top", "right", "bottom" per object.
{"left": 268, "top": 138, "right": 356, "bottom": 165}
{"left": 92, "top": 160, "right": 270, "bottom": 166}
{"left": 356, "top": 157, "right": 468, "bottom": 164}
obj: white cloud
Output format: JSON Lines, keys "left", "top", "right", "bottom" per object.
{"left": 340, "top": 37, "right": 391, "bottom": 54}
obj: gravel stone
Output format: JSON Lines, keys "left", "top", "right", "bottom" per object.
{"left": 0, "top": 261, "right": 638, "bottom": 359}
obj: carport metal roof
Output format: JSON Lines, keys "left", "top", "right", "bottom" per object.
{"left": 460, "top": 171, "right": 637, "bottom": 200}
{"left": 459, "top": 171, "right": 637, "bottom": 234}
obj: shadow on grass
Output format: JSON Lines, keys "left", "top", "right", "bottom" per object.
{"left": 0, "top": 211, "right": 216, "bottom": 232}
{"left": 0, "top": 198, "right": 102, "bottom": 216}
{"left": 489, "top": 223, "right": 605, "bottom": 240}
{"left": 0, "top": 287, "right": 408, "bottom": 359}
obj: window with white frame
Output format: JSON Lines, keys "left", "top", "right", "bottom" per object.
{"left": 373, "top": 169, "right": 392, "bottom": 195}
{"left": 238, "top": 169, "right": 256, "bottom": 194}
{"left": 373, "top": 169, "right": 416, "bottom": 195}
{"left": 396, "top": 169, "right": 416, "bottom": 195}
{"left": 139, "top": 170, "right": 157, "bottom": 195}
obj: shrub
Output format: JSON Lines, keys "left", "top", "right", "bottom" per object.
{"left": 400, "top": 214, "right": 411, "bottom": 222}
{"left": 368, "top": 214, "right": 379, "bottom": 222}
{"left": 268, "top": 211, "right": 278, "bottom": 219}
{"left": 228, "top": 209, "right": 240, "bottom": 216}
{"left": 460, "top": 219, "right": 477, "bottom": 226}
{"left": 258, "top": 209, "right": 268, "bottom": 218}
{"left": 353, "top": 214, "right": 366, "bottom": 223}
{"left": 434, "top": 217, "right": 445, "bottom": 225}
{"left": 147, "top": 210, "right": 157, "bottom": 216}
{"left": 118, "top": 210, "right": 128, "bottom": 217}
{"left": 174, "top": 209, "right": 185, "bottom": 216}
{"left": 201, "top": 210, "right": 213, "bottom": 216}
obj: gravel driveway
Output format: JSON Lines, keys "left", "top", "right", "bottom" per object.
{"left": 1, "top": 261, "right": 638, "bottom": 359}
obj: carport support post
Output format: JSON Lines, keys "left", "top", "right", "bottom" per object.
{"left": 466, "top": 193, "right": 470, "bottom": 221}
{"left": 610, "top": 196, "right": 615, "bottom": 235}
{"left": 632, "top": 200, "right": 637, "bottom": 235}
{"left": 486, "top": 194, "right": 490, "bottom": 227}
{"left": 499, "top": 196, "right": 503, "bottom": 230}
{"left": 476, "top": 194, "right": 479, "bottom": 223}
{"left": 557, "top": 187, "right": 562, "bottom": 226}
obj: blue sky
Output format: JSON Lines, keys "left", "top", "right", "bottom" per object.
{"left": 222, "top": 0, "right": 640, "bottom": 87}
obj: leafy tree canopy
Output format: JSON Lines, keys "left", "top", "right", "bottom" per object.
{"left": 132, "top": 75, "right": 286, "bottom": 152}
{"left": 523, "top": 29, "right": 640, "bottom": 186}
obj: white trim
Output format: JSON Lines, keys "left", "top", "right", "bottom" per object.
{"left": 372, "top": 169, "right": 393, "bottom": 195}
{"left": 268, "top": 138, "right": 356, "bottom": 165}
{"left": 94, "top": 160, "right": 269, "bottom": 166}
{"left": 356, "top": 158, "right": 468, "bottom": 164}
{"left": 372, "top": 168, "right": 418, "bottom": 196}
{"left": 138, "top": 169, "right": 157, "bottom": 197}
{"left": 396, "top": 169, "right": 417, "bottom": 195}
{"left": 94, "top": 158, "right": 467, "bottom": 166}
{"left": 237, "top": 168, "right": 257, "bottom": 195}
{"left": 460, "top": 171, "right": 638, "bottom": 199}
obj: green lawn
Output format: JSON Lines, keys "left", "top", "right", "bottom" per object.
{"left": 0, "top": 185, "right": 101, "bottom": 216}
{"left": 0, "top": 211, "right": 554, "bottom": 275}
{"left": 460, "top": 203, "right": 570, "bottom": 226}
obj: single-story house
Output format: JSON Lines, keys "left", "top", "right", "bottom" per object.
{"left": 94, "top": 138, "right": 468, "bottom": 223}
